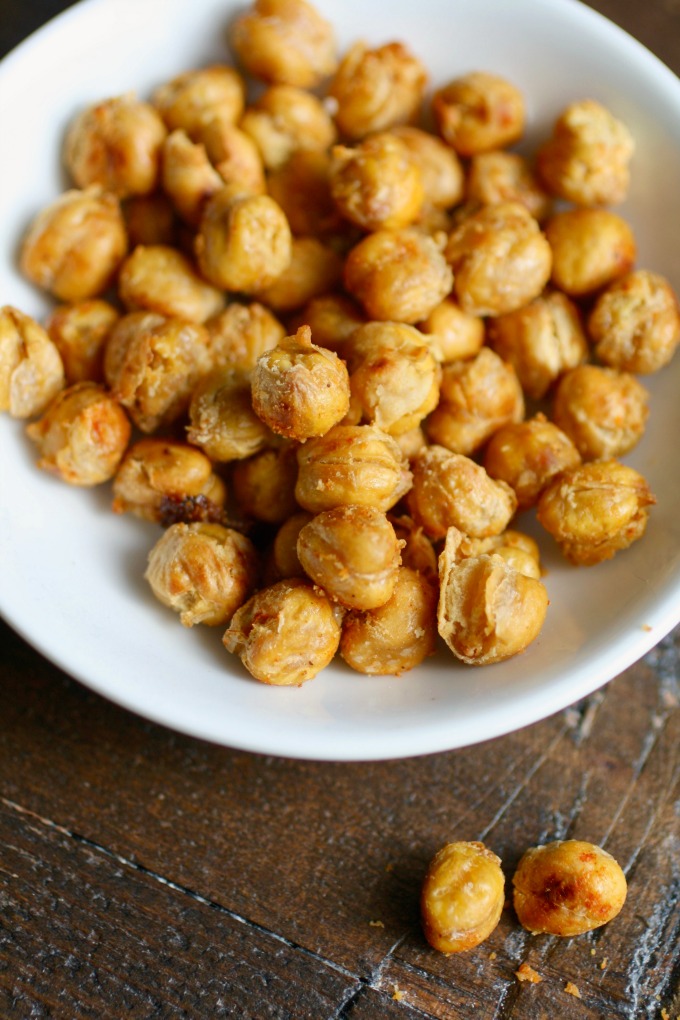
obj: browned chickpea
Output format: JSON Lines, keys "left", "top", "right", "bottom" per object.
{"left": 424, "top": 347, "right": 524, "bottom": 457}
{"left": 329, "top": 133, "right": 424, "bottom": 232}
{"left": 444, "top": 526, "right": 542, "bottom": 581}
{"left": 340, "top": 566, "right": 437, "bottom": 675}
{"left": 588, "top": 269, "right": 680, "bottom": 374}
{"left": 394, "top": 425, "right": 428, "bottom": 461}
{"left": 513, "top": 840, "right": 627, "bottom": 936}
{"left": 45, "top": 299, "right": 118, "bottom": 385}
{"left": 552, "top": 364, "right": 650, "bottom": 461}
{"left": 195, "top": 190, "right": 292, "bottom": 293}
{"left": 240, "top": 85, "right": 336, "bottom": 171}
{"left": 445, "top": 202, "right": 552, "bottom": 317}
{"left": 421, "top": 841, "right": 505, "bottom": 953}
{"left": 187, "top": 368, "right": 273, "bottom": 462}
{"left": 145, "top": 522, "right": 258, "bottom": 627}
{"left": 537, "top": 99, "right": 634, "bottom": 206}
{"left": 295, "top": 424, "right": 412, "bottom": 514}
{"left": 112, "top": 438, "right": 226, "bottom": 523}
{"left": 545, "top": 208, "right": 636, "bottom": 298}
{"left": 537, "top": 459, "right": 656, "bottom": 565}
{"left": 432, "top": 72, "right": 525, "bottom": 156}
{"left": 0, "top": 306, "right": 65, "bottom": 418}
{"left": 271, "top": 510, "right": 314, "bottom": 579}
{"left": 206, "top": 301, "right": 286, "bottom": 374}
{"left": 466, "top": 151, "right": 552, "bottom": 222}
{"left": 267, "top": 150, "right": 341, "bottom": 238}
{"left": 254, "top": 237, "right": 343, "bottom": 314}
{"left": 232, "top": 444, "right": 300, "bottom": 524}
{"left": 344, "top": 228, "right": 452, "bottom": 324}
{"left": 160, "top": 129, "right": 224, "bottom": 226}
{"left": 408, "top": 445, "right": 517, "bottom": 540}
{"left": 223, "top": 578, "right": 341, "bottom": 686}
{"left": 118, "top": 244, "right": 225, "bottom": 323}
{"left": 152, "top": 65, "right": 246, "bottom": 137}
{"left": 195, "top": 120, "right": 266, "bottom": 198}
{"left": 122, "top": 192, "right": 177, "bottom": 248}
{"left": 104, "top": 311, "right": 212, "bottom": 433}
{"left": 391, "top": 125, "right": 465, "bottom": 210}
{"left": 20, "top": 187, "right": 128, "bottom": 302}
{"left": 328, "top": 41, "right": 428, "bottom": 141}
{"left": 416, "top": 297, "right": 485, "bottom": 364}
{"left": 388, "top": 514, "right": 438, "bottom": 582}
{"left": 483, "top": 414, "right": 582, "bottom": 511}
{"left": 289, "top": 293, "right": 366, "bottom": 356}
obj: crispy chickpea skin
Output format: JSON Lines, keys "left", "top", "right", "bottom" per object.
{"left": 112, "top": 438, "right": 226, "bottom": 523}
{"left": 484, "top": 414, "right": 582, "bottom": 511}
{"left": 145, "top": 522, "right": 258, "bottom": 627}
{"left": 64, "top": 94, "right": 167, "bottom": 198}
{"left": 290, "top": 293, "right": 366, "bottom": 356}
{"left": 443, "top": 526, "right": 542, "bottom": 581}
{"left": 223, "top": 578, "right": 341, "bottom": 686}
{"left": 552, "top": 365, "right": 649, "bottom": 461}
{"left": 432, "top": 72, "right": 525, "bottom": 156}
{"left": 152, "top": 65, "right": 246, "bottom": 137}
{"left": 340, "top": 566, "right": 437, "bottom": 675}
{"left": 45, "top": 299, "right": 119, "bottom": 385}
{"left": 26, "top": 382, "right": 130, "bottom": 486}
{"left": 389, "top": 514, "right": 439, "bottom": 582}
{"left": 206, "top": 301, "right": 285, "bottom": 374}
{"left": 195, "top": 190, "right": 292, "bottom": 293}
{"left": 588, "top": 269, "right": 680, "bottom": 374}
{"left": 267, "top": 150, "right": 340, "bottom": 238}
{"left": 537, "top": 99, "right": 634, "bottom": 206}
{"left": 466, "top": 151, "right": 552, "bottom": 222}
{"left": 229, "top": 0, "right": 337, "bottom": 89}
{"left": 408, "top": 445, "right": 517, "bottom": 541}
{"left": 329, "top": 41, "right": 428, "bottom": 141}
{"left": 20, "top": 187, "right": 128, "bottom": 302}
{"left": 545, "top": 208, "right": 636, "bottom": 298}
{"left": 160, "top": 129, "right": 224, "bottom": 227}
{"left": 0, "top": 306, "right": 65, "bottom": 418}
{"left": 344, "top": 228, "right": 453, "bottom": 324}
{"left": 391, "top": 125, "right": 465, "bottom": 210}
{"left": 240, "top": 85, "right": 337, "bottom": 171}
{"left": 424, "top": 347, "right": 524, "bottom": 457}
{"left": 255, "top": 237, "right": 343, "bottom": 314}
{"left": 232, "top": 444, "right": 300, "bottom": 524}
{"left": 537, "top": 459, "right": 656, "bottom": 565}
{"left": 329, "top": 133, "right": 424, "bottom": 232}
{"left": 445, "top": 202, "right": 552, "bottom": 317}
{"left": 118, "top": 244, "right": 225, "bottom": 323}
{"left": 512, "top": 840, "right": 627, "bottom": 936}
{"left": 187, "top": 368, "right": 273, "bottom": 462}
{"left": 417, "top": 297, "right": 485, "bottom": 364}
{"left": 421, "top": 842, "right": 505, "bottom": 953}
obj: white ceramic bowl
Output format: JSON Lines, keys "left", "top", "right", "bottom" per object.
{"left": 1, "top": 0, "right": 679, "bottom": 761}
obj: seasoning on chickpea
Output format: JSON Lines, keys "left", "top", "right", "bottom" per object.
{"left": 544, "top": 208, "right": 636, "bottom": 298}
{"left": 484, "top": 414, "right": 582, "bottom": 511}
{"left": 118, "top": 244, "right": 226, "bottom": 323}
{"left": 552, "top": 364, "right": 650, "bottom": 461}
{"left": 232, "top": 444, "right": 300, "bottom": 524}
{"left": 187, "top": 368, "right": 274, "bottom": 462}
{"left": 152, "top": 64, "right": 246, "bottom": 137}
{"left": 45, "top": 299, "right": 119, "bottom": 385}
{"left": 466, "top": 151, "right": 552, "bottom": 222}
{"left": 416, "top": 297, "right": 485, "bottom": 364}
{"left": 329, "top": 133, "right": 424, "bottom": 232}
{"left": 421, "top": 841, "right": 506, "bottom": 953}
{"left": 0, "top": 306, "right": 65, "bottom": 418}
{"left": 432, "top": 72, "right": 525, "bottom": 156}
{"left": 512, "top": 840, "right": 627, "bottom": 936}
{"left": 254, "top": 237, "right": 343, "bottom": 314}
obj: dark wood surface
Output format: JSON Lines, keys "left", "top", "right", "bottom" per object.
{"left": 1, "top": 1, "right": 679, "bottom": 1017}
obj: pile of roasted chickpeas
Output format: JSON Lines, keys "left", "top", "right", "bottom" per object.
{"left": 1, "top": 0, "right": 678, "bottom": 686}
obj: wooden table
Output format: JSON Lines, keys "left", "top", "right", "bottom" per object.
{"left": 1, "top": 1, "right": 679, "bottom": 1016}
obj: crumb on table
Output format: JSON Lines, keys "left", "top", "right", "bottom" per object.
{"left": 515, "top": 962, "right": 543, "bottom": 984}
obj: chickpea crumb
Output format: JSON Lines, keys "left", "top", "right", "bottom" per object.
{"left": 565, "top": 982, "right": 582, "bottom": 999}
{"left": 392, "top": 986, "right": 405, "bottom": 1002}
{"left": 369, "top": 920, "right": 385, "bottom": 928}
{"left": 515, "top": 962, "right": 543, "bottom": 984}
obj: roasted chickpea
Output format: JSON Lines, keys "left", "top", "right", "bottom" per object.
{"left": 389, "top": 514, "right": 438, "bottom": 582}
{"left": 421, "top": 842, "right": 505, "bottom": 953}
{"left": 206, "top": 301, "right": 285, "bottom": 374}
{"left": 195, "top": 119, "right": 266, "bottom": 197}
{"left": 340, "top": 566, "right": 437, "bottom": 675}
{"left": 123, "top": 192, "right": 178, "bottom": 248}
{"left": 267, "top": 150, "right": 340, "bottom": 238}
{"left": 416, "top": 297, "right": 485, "bottom": 364}
{"left": 187, "top": 368, "right": 273, "bottom": 462}
{"left": 160, "top": 129, "right": 224, "bottom": 226}
{"left": 232, "top": 444, "right": 300, "bottom": 524}
{"left": 588, "top": 269, "right": 680, "bottom": 374}
{"left": 552, "top": 364, "right": 649, "bottom": 461}
{"left": 432, "top": 72, "right": 524, "bottom": 156}
{"left": 545, "top": 208, "right": 636, "bottom": 298}
{"left": 443, "top": 526, "right": 542, "bottom": 581}
{"left": 537, "top": 459, "right": 656, "bottom": 565}
{"left": 290, "top": 293, "right": 366, "bottom": 356}
{"left": 329, "top": 133, "right": 424, "bottom": 232}
{"left": 445, "top": 202, "right": 552, "bottom": 317}
{"left": 391, "top": 125, "right": 465, "bottom": 210}
{"left": 112, "top": 438, "right": 226, "bottom": 523}
{"left": 537, "top": 99, "right": 634, "bottom": 206}
{"left": 118, "top": 244, "right": 225, "bottom": 323}
{"left": 466, "top": 151, "right": 551, "bottom": 222}
{"left": 45, "top": 299, "right": 118, "bottom": 385}
{"left": 295, "top": 423, "right": 412, "bottom": 514}
{"left": 424, "top": 347, "right": 524, "bottom": 457}
{"left": 255, "top": 237, "right": 343, "bottom": 314}
{"left": 484, "top": 414, "right": 582, "bottom": 510}
{"left": 240, "top": 85, "right": 336, "bottom": 171}
{"left": 223, "top": 578, "right": 341, "bottom": 686}
{"left": 152, "top": 65, "right": 246, "bottom": 137}
{"left": 0, "top": 306, "right": 65, "bottom": 418}
{"left": 513, "top": 840, "right": 627, "bottom": 936}
{"left": 394, "top": 425, "right": 428, "bottom": 461}
{"left": 328, "top": 41, "right": 428, "bottom": 141}
{"left": 344, "top": 228, "right": 452, "bottom": 324}
{"left": 271, "top": 510, "right": 314, "bottom": 579}
{"left": 20, "top": 187, "right": 128, "bottom": 302}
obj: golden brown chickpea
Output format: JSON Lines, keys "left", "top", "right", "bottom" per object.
{"left": 255, "top": 237, "right": 343, "bottom": 314}
{"left": 421, "top": 841, "right": 505, "bottom": 953}
{"left": 122, "top": 192, "right": 177, "bottom": 248}
{"left": 394, "top": 425, "right": 428, "bottom": 461}
{"left": 329, "top": 133, "right": 424, "bottom": 232}
{"left": 187, "top": 368, "right": 273, "bottom": 462}
{"left": 118, "top": 244, "right": 225, "bottom": 323}
{"left": 486, "top": 289, "right": 588, "bottom": 401}
{"left": 20, "top": 187, "right": 128, "bottom": 302}
{"left": 229, "top": 0, "right": 337, "bottom": 89}
{"left": 537, "top": 459, "right": 656, "bottom": 565}
{"left": 483, "top": 414, "right": 582, "bottom": 511}
{"left": 545, "top": 208, "right": 636, "bottom": 298}
{"left": 206, "top": 301, "right": 286, "bottom": 374}
{"left": 444, "top": 526, "right": 542, "bottom": 581}
{"left": 195, "top": 190, "right": 292, "bottom": 293}
{"left": 267, "top": 150, "right": 341, "bottom": 238}
{"left": 588, "top": 269, "right": 680, "bottom": 374}
{"left": 112, "top": 437, "right": 226, "bottom": 523}
{"left": 251, "top": 325, "right": 350, "bottom": 441}
{"left": 552, "top": 364, "right": 650, "bottom": 461}
{"left": 344, "top": 228, "right": 452, "bottom": 324}
{"left": 445, "top": 202, "right": 552, "bottom": 317}
{"left": 340, "top": 566, "right": 437, "bottom": 675}
{"left": 145, "top": 522, "right": 258, "bottom": 627}
{"left": 537, "top": 99, "right": 634, "bottom": 206}
{"left": 152, "top": 65, "right": 246, "bottom": 137}
{"left": 0, "top": 306, "right": 65, "bottom": 418}
{"left": 240, "top": 85, "right": 337, "bottom": 171}
{"left": 26, "top": 382, "right": 130, "bottom": 486}
{"left": 104, "top": 311, "right": 212, "bottom": 433}
{"left": 231, "top": 444, "right": 300, "bottom": 524}
{"left": 416, "top": 297, "right": 485, "bottom": 364}
{"left": 271, "top": 510, "right": 314, "bottom": 579}
{"left": 290, "top": 293, "right": 366, "bottom": 356}
{"left": 391, "top": 125, "right": 465, "bottom": 210}
{"left": 295, "top": 423, "right": 412, "bottom": 514}
{"left": 223, "top": 578, "right": 341, "bottom": 686}
{"left": 432, "top": 72, "right": 525, "bottom": 156}
{"left": 466, "top": 151, "right": 552, "bottom": 222}
{"left": 408, "top": 445, "right": 517, "bottom": 540}
{"left": 388, "top": 514, "right": 438, "bottom": 582}
{"left": 513, "top": 840, "right": 627, "bottom": 936}
{"left": 345, "top": 321, "right": 441, "bottom": 436}
{"left": 45, "top": 299, "right": 119, "bottom": 385}
{"left": 328, "top": 41, "right": 428, "bottom": 141}
{"left": 195, "top": 119, "right": 267, "bottom": 197}
{"left": 424, "top": 347, "right": 524, "bottom": 457}
{"left": 297, "top": 504, "right": 402, "bottom": 610}
{"left": 160, "top": 129, "right": 225, "bottom": 226}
